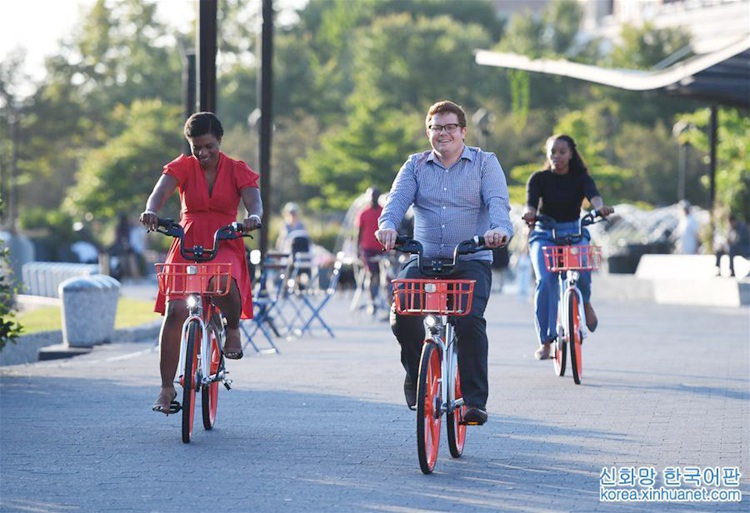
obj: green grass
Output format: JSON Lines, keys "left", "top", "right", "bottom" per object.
{"left": 17, "top": 297, "right": 161, "bottom": 335}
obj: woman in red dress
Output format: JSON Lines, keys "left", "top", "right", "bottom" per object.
{"left": 140, "top": 112, "right": 262, "bottom": 414}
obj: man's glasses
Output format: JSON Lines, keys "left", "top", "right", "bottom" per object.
{"left": 428, "top": 123, "right": 463, "bottom": 134}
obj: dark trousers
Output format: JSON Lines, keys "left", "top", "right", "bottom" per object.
{"left": 716, "top": 247, "right": 748, "bottom": 276}
{"left": 390, "top": 259, "right": 492, "bottom": 408}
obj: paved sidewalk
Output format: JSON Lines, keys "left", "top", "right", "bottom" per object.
{"left": 1, "top": 291, "right": 748, "bottom": 512}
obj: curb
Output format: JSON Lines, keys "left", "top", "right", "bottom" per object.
{"left": 0, "top": 320, "right": 161, "bottom": 367}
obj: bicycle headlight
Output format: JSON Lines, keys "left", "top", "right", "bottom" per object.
{"left": 186, "top": 295, "right": 200, "bottom": 308}
{"left": 425, "top": 315, "right": 437, "bottom": 327}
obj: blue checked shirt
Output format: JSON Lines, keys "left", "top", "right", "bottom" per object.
{"left": 379, "top": 145, "right": 513, "bottom": 261}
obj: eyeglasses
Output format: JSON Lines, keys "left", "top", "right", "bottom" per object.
{"left": 428, "top": 123, "right": 463, "bottom": 134}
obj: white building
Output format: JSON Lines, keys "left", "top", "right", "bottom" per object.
{"left": 495, "top": 0, "right": 750, "bottom": 54}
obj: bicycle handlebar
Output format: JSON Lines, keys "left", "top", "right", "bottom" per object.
{"left": 530, "top": 210, "right": 607, "bottom": 246}
{"left": 152, "top": 217, "right": 259, "bottom": 263}
{"left": 392, "top": 235, "right": 489, "bottom": 276}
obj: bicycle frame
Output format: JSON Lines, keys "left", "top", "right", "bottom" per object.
{"left": 175, "top": 294, "right": 228, "bottom": 389}
{"left": 535, "top": 211, "right": 605, "bottom": 384}
{"left": 152, "top": 217, "right": 256, "bottom": 442}
{"left": 423, "top": 316, "right": 462, "bottom": 416}
{"left": 556, "top": 268, "right": 587, "bottom": 342}
{"left": 392, "top": 235, "right": 490, "bottom": 473}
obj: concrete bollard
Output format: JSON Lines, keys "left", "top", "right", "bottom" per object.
{"left": 58, "top": 276, "right": 120, "bottom": 348}
{"left": 91, "top": 274, "right": 121, "bottom": 344}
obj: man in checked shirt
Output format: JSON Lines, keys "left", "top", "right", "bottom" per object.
{"left": 376, "top": 100, "right": 512, "bottom": 425}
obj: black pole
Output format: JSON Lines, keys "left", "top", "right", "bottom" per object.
{"left": 197, "top": 0, "right": 217, "bottom": 113}
{"left": 259, "top": 0, "right": 274, "bottom": 256}
{"left": 708, "top": 105, "right": 718, "bottom": 214}
{"left": 9, "top": 111, "right": 18, "bottom": 231}
{"left": 183, "top": 51, "right": 196, "bottom": 156}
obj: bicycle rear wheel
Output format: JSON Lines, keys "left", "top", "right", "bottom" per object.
{"left": 446, "top": 342, "right": 466, "bottom": 458}
{"left": 202, "top": 315, "right": 221, "bottom": 430}
{"left": 568, "top": 293, "right": 583, "bottom": 385}
{"left": 416, "top": 341, "right": 442, "bottom": 474}
{"left": 182, "top": 320, "right": 200, "bottom": 443}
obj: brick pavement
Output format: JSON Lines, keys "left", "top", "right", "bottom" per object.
{"left": 1, "top": 291, "right": 748, "bottom": 513}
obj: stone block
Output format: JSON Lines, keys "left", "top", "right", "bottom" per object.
{"left": 59, "top": 275, "right": 120, "bottom": 348}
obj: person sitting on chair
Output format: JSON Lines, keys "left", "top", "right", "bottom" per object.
{"left": 277, "top": 202, "right": 313, "bottom": 288}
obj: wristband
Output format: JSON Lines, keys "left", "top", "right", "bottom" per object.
{"left": 247, "top": 214, "right": 261, "bottom": 222}
{"left": 142, "top": 210, "right": 157, "bottom": 216}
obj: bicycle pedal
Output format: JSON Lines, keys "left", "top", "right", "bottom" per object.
{"left": 223, "top": 381, "right": 232, "bottom": 390}
{"left": 169, "top": 401, "right": 182, "bottom": 414}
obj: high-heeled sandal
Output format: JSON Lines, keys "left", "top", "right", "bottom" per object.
{"left": 152, "top": 386, "right": 178, "bottom": 415}
{"left": 223, "top": 327, "right": 244, "bottom": 360}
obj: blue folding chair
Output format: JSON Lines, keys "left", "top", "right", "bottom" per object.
{"left": 240, "top": 254, "right": 290, "bottom": 354}
{"left": 291, "top": 259, "right": 343, "bottom": 338}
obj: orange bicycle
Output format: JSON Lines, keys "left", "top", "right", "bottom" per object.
{"left": 153, "top": 218, "right": 256, "bottom": 443}
{"left": 535, "top": 211, "right": 604, "bottom": 385}
{"left": 392, "top": 235, "right": 489, "bottom": 474}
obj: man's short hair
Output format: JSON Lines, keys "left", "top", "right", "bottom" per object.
{"left": 425, "top": 100, "right": 467, "bottom": 129}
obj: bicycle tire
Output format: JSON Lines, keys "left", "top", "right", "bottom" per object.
{"left": 202, "top": 315, "right": 221, "bottom": 430}
{"left": 446, "top": 341, "right": 466, "bottom": 458}
{"left": 554, "top": 308, "right": 566, "bottom": 377}
{"left": 416, "top": 341, "right": 442, "bottom": 474}
{"left": 182, "top": 320, "right": 199, "bottom": 443}
{"left": 568, "top": 293, "right": 583, "bottom": 385}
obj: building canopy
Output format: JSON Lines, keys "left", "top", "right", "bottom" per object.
{"left": 475, "top": 36, "right": 750, "bottom": 109}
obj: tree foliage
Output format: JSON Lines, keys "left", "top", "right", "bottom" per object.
{"left": 63, "top": 100, "right": 183, "bottom": 221}
{"left": 2, "top": 0, "right": 747, "bottom": 256}
{"left": 0, "top": 198, "right": 23, "bottom": 351}
{"left": 676, "top": 108, "right": 750, "bottom": 220}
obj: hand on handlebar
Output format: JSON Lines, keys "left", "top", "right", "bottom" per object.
{"left": 241, "top": 215, "right": 262, "bottom": 233}
{"left": 482, "top": 228, "right": 509, "bottom": 248}
{"left": 140, "top": 210, "right": 159, "bottom": 231}
{"left": 376, "top": 228, "right": 399, "bottom": 251}
{"left": 595, "top": 206, "right": 615, "bottom": 219}
{"left": 521, "top": 211, "right": 536, "bottom": 228}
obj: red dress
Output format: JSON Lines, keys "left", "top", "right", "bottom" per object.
{"left": 155, "top": 152, "right": 259, "bottom": 319}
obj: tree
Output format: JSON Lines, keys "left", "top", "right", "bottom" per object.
{"left": 62, "top": 100, "right": 183, "bottom": 221}
{"left": 0, "top": 197, "right": 23, "bottom": 352}
{"left": 299, "top": 104, "right": 424, "bottom": 211}
{"left": 608, "top": 22, "right": 693, "bottom": 70}
{"left": 598, "top": 22, "right": 696, "bottom": 126}
{"left": 298, "top": 12, "right": 496, "bottom": 210}
{"left": 14, "top": 0, "right": 185, "bottom": 245}
{"left": 677, "top": 108, "right": 750, "bottom": 220}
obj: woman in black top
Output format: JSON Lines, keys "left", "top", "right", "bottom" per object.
{"left": 521, "top": 134, "right": 614, "bottom": 360}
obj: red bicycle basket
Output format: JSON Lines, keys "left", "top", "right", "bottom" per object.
{"left": 392, "top": 279, "right": 475, "bottom": 316}
{"left": 542, "top": 245, "right": 602, "bottom": 272}
{"left": 155, "top": 263, "right": 232, "bottom": 296}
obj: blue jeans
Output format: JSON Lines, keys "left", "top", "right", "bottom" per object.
{"left": 529, "top": 221, "right": 592, "bottom": 345}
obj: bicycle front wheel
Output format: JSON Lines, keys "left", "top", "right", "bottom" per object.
{"left": 554, "top": 307, "right": 567, "bottom": 376}
{"left": 417, "top": 341, "right": 442, "bottom": 474}
{"left": 182, "top": 320, "right": 200, "bottom": 443}
{"left": 568, "top": 293, "right": 583, "bottom": 385}
{"left": 202, "top": 316, "right": 222, "bottom": 430}
{"left": 446, "top": 342, "right": 466, "bottom": 458}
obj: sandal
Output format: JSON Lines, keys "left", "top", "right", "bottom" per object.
{"left": 534, "top": 341, "right": 552, "bottom": 360}
{"left": 152, "top": 386, "right": 178, "bottom": 415}
{"left": 224, "top": 328, "right": 244, "bottom": 360}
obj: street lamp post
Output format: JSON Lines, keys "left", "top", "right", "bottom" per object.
{"left": 672, "top": 120, "right": 692, "bottom": 203}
